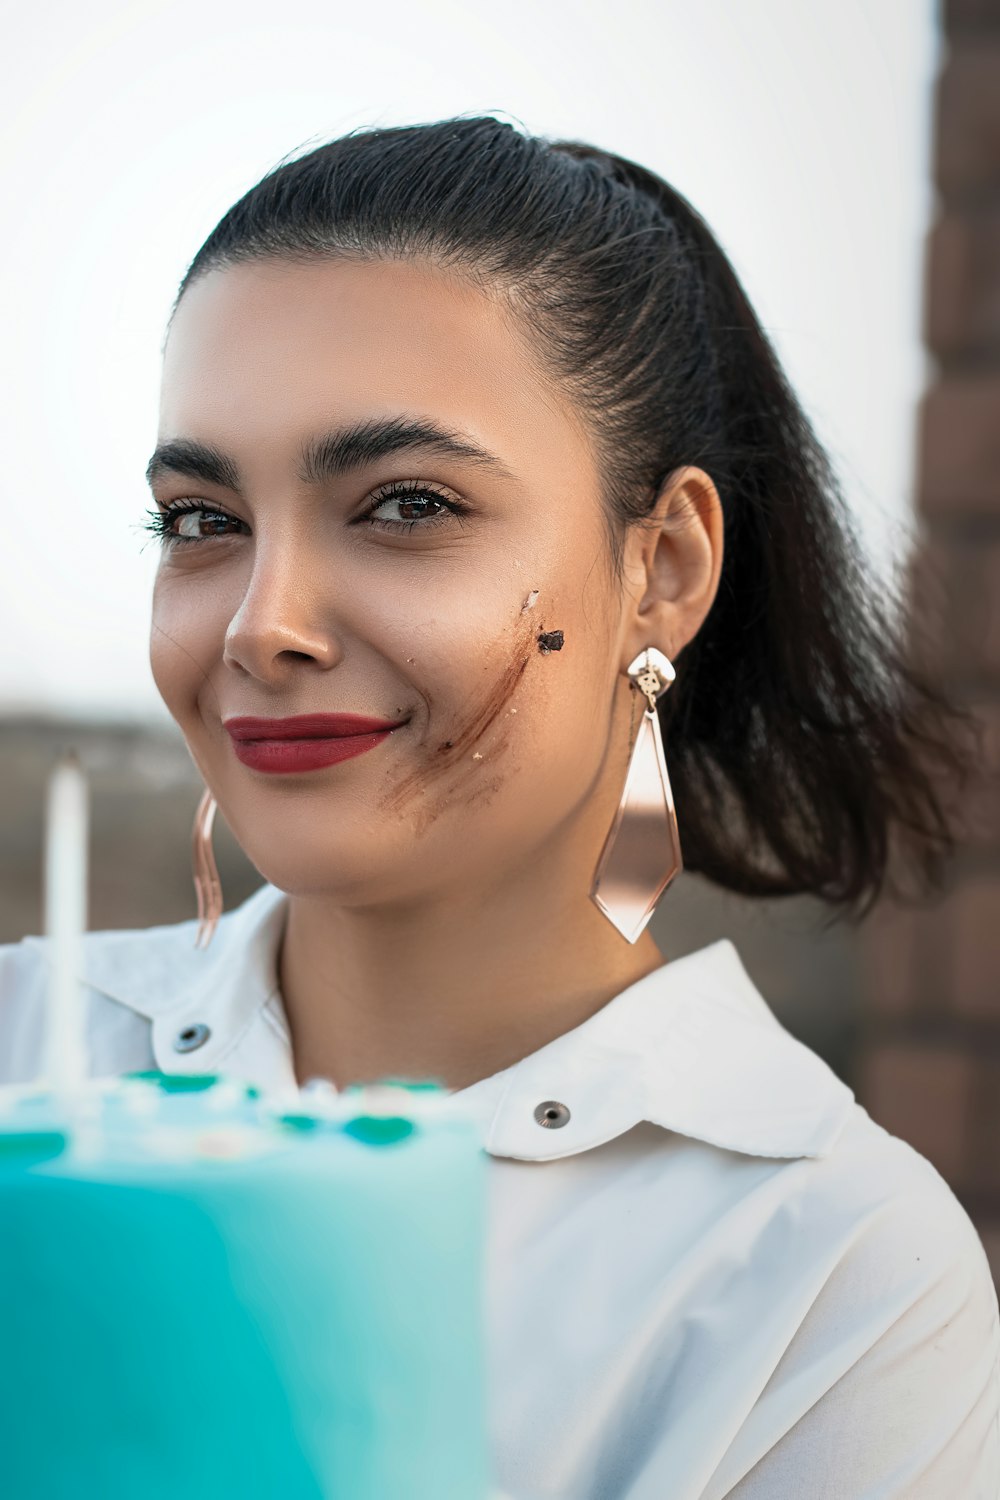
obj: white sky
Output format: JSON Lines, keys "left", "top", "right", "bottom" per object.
{"left": 0, "top": 0, "right": 938, "bottom": 723}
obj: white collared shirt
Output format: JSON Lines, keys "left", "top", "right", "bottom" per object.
{"left": 2, "top": 882, "right": 998, "bottom": 1499}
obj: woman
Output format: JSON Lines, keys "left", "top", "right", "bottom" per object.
{"left": 2, "top": 116, "right": 998, "bottom": 1497}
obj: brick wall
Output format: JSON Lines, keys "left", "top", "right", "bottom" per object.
{"left": 859, "top": 0, "right": 1000, "bottom": 1285}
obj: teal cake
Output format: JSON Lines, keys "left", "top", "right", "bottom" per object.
{"left": 0, "top": 1072, "right": 492, "bottom": 1499}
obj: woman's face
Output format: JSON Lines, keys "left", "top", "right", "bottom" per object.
{"left": 150, "top": 256, "right": 646, "bottom": 905}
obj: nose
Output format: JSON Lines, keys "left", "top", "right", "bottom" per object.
{"left": 223, "top": 546, "right": 344, "bottom": 683}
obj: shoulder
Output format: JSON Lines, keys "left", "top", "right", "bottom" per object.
{"left": 812, "top": 1101, "right": 994, "bottom": 1291}
{"left": 0, "top": 910, "right": 201, "bottom": 1010}
{"left": 780, "top": 1101, "right": 999, "bottom": 1406}
{"left": 691, "top": 942, "right": 997, "bottom": 1315}
{"left": 661, "top": 1097, "right": 1000, "bottom": 1495}
{"left": 705, "top": 1107, "right": 1000, "bottom": 1495}
{"left": 0, "top": 884, "right": 284, "bottom": 1084}
{"left": 0, "top": 922, "right": 187, "bottom": 1086}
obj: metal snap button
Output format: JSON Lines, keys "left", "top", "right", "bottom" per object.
{"left": 173, "top": 1022, "right": 211, "bottom": 1054}
{"left": 534, "top": 1099, "right": 571, "bottom": 1129}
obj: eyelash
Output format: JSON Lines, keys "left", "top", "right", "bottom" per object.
{"left": 141, "top": 478, "right": 467, "bottom": 546}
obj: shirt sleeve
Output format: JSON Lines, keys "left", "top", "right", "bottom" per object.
{"left": 710, "top": 1158, "right": 1000, "bottom": 1500}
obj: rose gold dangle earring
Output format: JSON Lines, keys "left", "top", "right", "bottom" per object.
{"left": 590, "top": 645, "right": 683, "bottom": 944}
{"left": 191, "top": 787, "right": 223, "bottom": 950}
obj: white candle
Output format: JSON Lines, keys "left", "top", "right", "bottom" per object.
{"left": 43, "top": 753, "right": 90, "bottom": 1095}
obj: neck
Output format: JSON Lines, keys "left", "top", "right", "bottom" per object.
{"left": 277, "top": 837, "right": 667, "bottom": 1094}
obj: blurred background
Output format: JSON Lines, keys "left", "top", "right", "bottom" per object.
{"left": 2, "top": 0, "right": 997, "bottom": 1279}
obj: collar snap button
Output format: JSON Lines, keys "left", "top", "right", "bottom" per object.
{"left": 173, "top": 1022, "right": 211, "bottom": 1054}
{"left": 534, "top": 1100, "right": 570, "bottom": 1129}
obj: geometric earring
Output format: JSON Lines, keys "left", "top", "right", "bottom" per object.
{"left": 191, "top": 787, "right": 223, "bottom": 950}
{"left": 590, "top": 645, "right": 683, "bottom": 944}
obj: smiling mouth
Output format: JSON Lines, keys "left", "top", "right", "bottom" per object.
{"left": 224, "top": 713, "right": 403, "bottom": 740}
{"left": 224, "top": 714, "right": 408, "bottom": 774}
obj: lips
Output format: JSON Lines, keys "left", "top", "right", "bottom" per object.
{"left": 224, "top": 714, "right": 405, "bottom": 774}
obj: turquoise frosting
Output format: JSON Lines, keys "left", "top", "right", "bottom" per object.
{"left": 0, "top": 1076, "right": 491, "bottom": 1498}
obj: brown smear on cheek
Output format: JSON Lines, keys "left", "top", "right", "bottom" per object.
{"left": 376, "top": 597, "right": 563, "bottom": 832}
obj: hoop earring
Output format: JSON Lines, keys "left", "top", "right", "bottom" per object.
{"left": 590, "top": 646, "right": 683, "bottom": 944}
{"left": 191, "top": 787, "right": 223, "bottom": 950}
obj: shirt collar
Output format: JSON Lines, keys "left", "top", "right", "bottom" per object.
{"left": 77, "top": 882, "right": 855, "bottom": 1163}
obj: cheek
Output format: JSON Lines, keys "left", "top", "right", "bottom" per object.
{"left": 149, "top": 569, "right": 229, "bottom": 720}
{"left": 379, "top": 585, "right": 609, "bottom": 838}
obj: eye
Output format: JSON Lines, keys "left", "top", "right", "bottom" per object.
{"left": 141, "top": 502, "right": 248, "bottom": 545}
{"left": 361, "top": 479, "right": 468, "bottom": 532}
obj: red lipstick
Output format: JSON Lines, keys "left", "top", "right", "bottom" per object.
{"left": 224, "top": 714, "right": 404, "bottom": 774}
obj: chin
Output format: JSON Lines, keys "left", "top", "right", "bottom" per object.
{"left": 247, "top": 853, "right": 393, "bottom": 906}
{"left": 226, "top": 804, "right": 423, "bottom": 908}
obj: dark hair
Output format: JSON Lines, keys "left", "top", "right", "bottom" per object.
{"left": 170, "top": 114, "right": 972, "bottom": 918}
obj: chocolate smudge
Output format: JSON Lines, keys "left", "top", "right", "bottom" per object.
{"left": 377, "top": 613, "right": 537, "bottom": 820}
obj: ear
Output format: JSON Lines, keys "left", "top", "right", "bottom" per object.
{"left": 618, "top": 466, "right": 725, "bottom": 672}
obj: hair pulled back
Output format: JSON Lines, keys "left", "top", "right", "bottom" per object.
{"left": 171, "top": 114, "right": 969, "bottom": 917}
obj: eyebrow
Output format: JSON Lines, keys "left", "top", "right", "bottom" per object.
{"left": 144, "top": 415, "right": 518, "bottom": 492}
